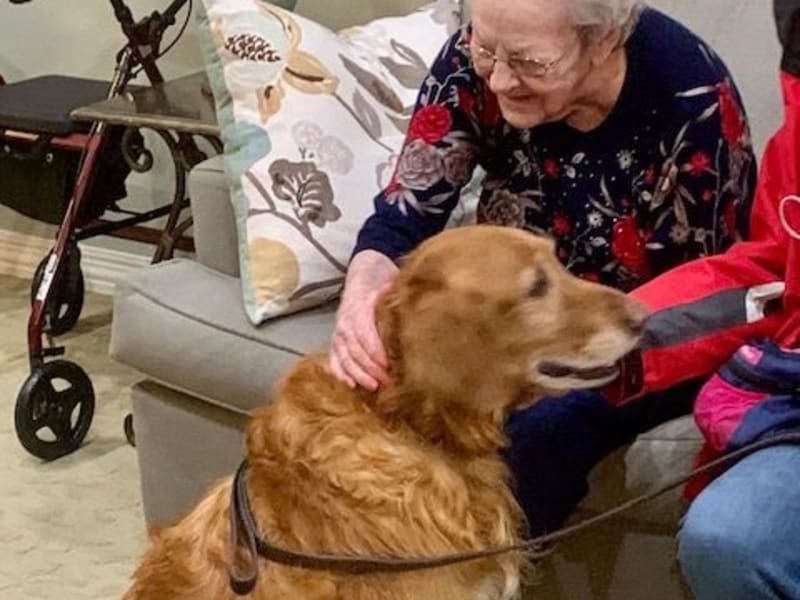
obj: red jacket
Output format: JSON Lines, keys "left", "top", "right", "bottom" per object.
{"left": 608, "top": 72, "right": 800, "bottom": 408}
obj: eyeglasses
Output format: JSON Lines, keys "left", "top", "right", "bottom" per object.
{"left": 467, "top": 41, "right": 574, "bottom": 79}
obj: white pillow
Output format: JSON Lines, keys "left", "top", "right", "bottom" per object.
{"left": 195, "top": 0, "right": 453, "bottom": 324}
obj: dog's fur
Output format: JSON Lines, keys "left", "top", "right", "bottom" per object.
{"left": 122, "top": 226, "right": 644, "bottom": 600}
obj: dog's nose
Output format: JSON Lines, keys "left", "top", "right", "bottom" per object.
{"left": 623, "top": 299, "right": 649, "bottom": 335}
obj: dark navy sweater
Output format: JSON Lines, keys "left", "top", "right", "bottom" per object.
{"left": 354, "top": 8, "right": 756, "bottom": 290}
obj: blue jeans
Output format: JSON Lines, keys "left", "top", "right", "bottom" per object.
{"left": 678, "top": 445, "right": 800, "bottom": 600}
{"left": 506, "top": 387, "right": 800, "bottom": 600}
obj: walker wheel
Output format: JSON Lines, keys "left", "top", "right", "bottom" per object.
{"left": 31, "top": 244, "right": 85, "bottom": 336}
{"left": 15, "top": 360, "right": 95, "bottom": 461}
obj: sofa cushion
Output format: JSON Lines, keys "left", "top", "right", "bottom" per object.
{"left": 194, "top": 0, "right": 454, "bottom": 325}
{"left": 109, "top": 259, "right": 336, "bottom": 414}
{"left": 576, "top": 415, "right": 703, "bottom": 526}
{"left": 189, "top": 155, "right": 240, "bottom": 278}
{"left": 132, "top": 380, "right": 247, "bottom": 526}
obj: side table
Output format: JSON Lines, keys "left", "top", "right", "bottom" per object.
{"left": 72, "top": 70, "right": 221, "bottom": 262}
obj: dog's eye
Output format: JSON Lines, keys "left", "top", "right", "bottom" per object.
{"left": 527, "top": 269, "right": 550, "bottom": 299}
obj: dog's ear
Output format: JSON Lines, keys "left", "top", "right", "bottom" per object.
{"left": 377, "top": 256, "right": 446, "bottom": 366}
{"left": 376, "top": 284, "right": 404, "bottom": 375}
{"left": 400, "top": 254, "right": 448, "bottom": 304}
{"left": 244, "top": 406, "right": 271, "bottom": 458}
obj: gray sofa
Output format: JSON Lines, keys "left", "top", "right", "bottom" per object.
{"left": 109, "top": 2, "right": 781, "bottom": 598}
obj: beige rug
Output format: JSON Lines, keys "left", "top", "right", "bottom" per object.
{"left": 0, "top": 274, "right": 146, "bottom": 600}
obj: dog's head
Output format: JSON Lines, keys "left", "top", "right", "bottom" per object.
{"left": 376, "top": 225, "right": 646, "bottom": 424}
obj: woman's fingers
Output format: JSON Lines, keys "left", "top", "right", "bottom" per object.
{"left": 328, "top": 349, "right": 356, "bottom": 389}
{"left": 334, "top": 337, "right": 380, "bottom": 391}
{"left": 328, "top": 259, "right": 397, "bottom": 390}
{"left": 366, "top": 280, "right": 394, "bottom": 369}
{"left": 347, "top": 331, "right": 390, "bottom": 386}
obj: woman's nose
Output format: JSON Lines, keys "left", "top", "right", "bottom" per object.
{"left": 487, "top": 61, "right": 519, "bottom": 94}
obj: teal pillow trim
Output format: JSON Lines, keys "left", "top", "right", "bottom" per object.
{"left": 194, "top": 1, "right": 293, "bottom": 323}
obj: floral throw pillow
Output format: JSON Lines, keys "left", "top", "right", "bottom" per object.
{"left": 195, "top": 0, "right": 454, "bottom": 324}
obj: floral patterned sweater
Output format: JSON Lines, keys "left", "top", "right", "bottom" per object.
{"left": 353, "top": 8, "right": 756, "bottom": 290}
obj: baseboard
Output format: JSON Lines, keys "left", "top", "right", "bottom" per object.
{"left": 0, "top": 229, "right": 151, "bottom": 295}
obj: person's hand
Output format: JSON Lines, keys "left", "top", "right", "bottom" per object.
{"left": 329, "top": 250, "right": 399, "bottom": 391}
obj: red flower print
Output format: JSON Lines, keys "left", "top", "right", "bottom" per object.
{"left": 612, "top": 215, "right": 650, "bottom": 278}
{"left": 408, "top": 104, "right": 453, "bottom": 143}
{"left": 702, "top": 189, "right": 715, "bottom": 203}
{"left": 580, "top": 272, "right": 601, "bottom": 282}
{"left": 687, "top": 151, "right": 711, "bottom": 177}
{"left": 552, "top": 213, "right": 572, "bottom": 236}
{"left": 542, "top": 158, "right": 560, "bottom": 178}
{"left": 718, "top": 80, "right": 745, "bottom": 147}
{"left": 480, "top": 85, "right": 501, "bottom": 127}
{"left": 457, "top": 87, "right": 475, "bottom": 115}
{"left": 723, "top": 202, "right": 738, "bottom": 237}
{"left": 643, "top": 166, "right": 657, "bottom": 185}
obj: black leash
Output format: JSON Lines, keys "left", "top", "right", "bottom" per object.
{"left": 228, "top": 431, "right": 800, "bottom": 595}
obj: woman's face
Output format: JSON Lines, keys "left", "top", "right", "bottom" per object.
{"left": 469, "top": 0, "right": 596, "bottom": 129}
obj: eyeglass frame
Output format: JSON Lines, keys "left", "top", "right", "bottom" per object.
{"left": 466, "top": 36, "right": 582, "bottom": 79}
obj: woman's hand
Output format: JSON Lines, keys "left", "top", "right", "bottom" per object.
{"left": 329, "top": 250, "right": 399, "bottom": 391}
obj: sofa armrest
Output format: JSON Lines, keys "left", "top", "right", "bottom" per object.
{"left": 188, "top": 155, "right": 239, "bottom": 277}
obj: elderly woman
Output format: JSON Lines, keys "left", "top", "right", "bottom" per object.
{"left": 330, "top": 0, "right": 762, "bottom": 597}
{"left": 334, "top": 0, "right": 754, "bottom": 383}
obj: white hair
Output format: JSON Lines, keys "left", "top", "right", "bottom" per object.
{"left": 463, "top": 0, "right": 643, "bottom": 42}
{"left": 564, "top": 0, "right": 644, "bottom": 43}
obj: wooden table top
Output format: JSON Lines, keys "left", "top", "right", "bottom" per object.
{"left": 71, "top": 71, "right": 219, "bottom": 137}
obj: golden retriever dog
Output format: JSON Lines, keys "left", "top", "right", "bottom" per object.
{"left": 122, "top": 225, "right": 645, "bottom": 600}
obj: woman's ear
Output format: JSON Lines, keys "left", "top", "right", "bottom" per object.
{"left": 588, "top": 26, "right": 624, "bottom": 66}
